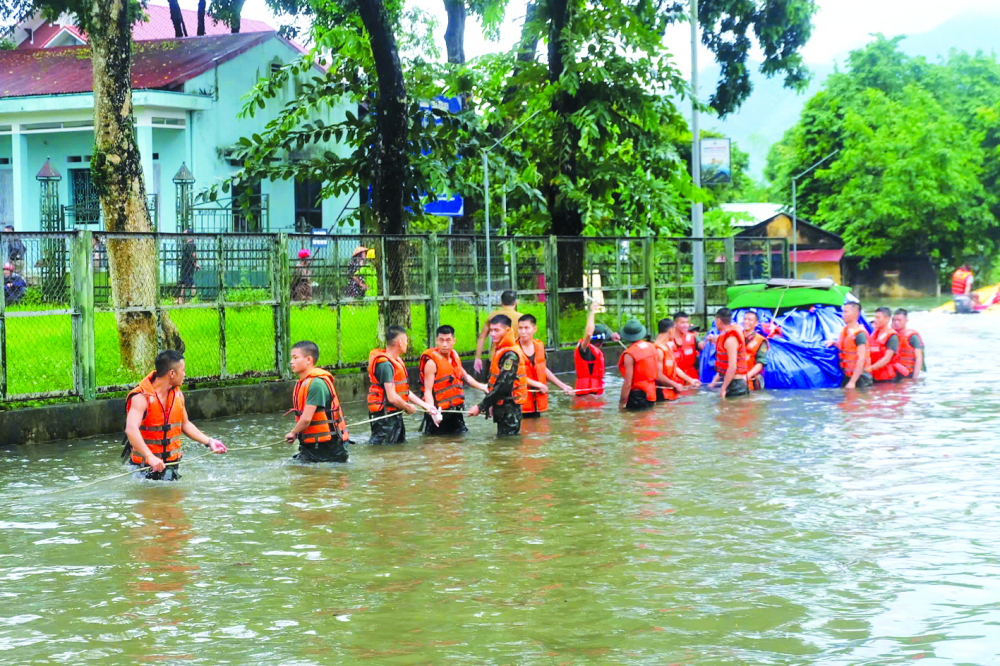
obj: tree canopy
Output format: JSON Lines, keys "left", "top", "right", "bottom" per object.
{"left": 767, "top": 36, "right": 1000, "bottom": 272}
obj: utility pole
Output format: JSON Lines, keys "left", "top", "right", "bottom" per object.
{"left": 791, "top": 149, "right": 840, "bottom": 279}
{"left": 690, "top": 0, "right": 705, "bottom": 319}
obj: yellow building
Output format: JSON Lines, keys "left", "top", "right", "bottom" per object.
{"left": 736, "top": 213, "right": 845, "bottom": 283}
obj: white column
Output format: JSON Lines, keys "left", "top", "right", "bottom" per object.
{"left": 11, "top": 126, "right": 30, "bottom": 230}
{"left": 136, "top": 119, "right": 155, "bottom": 198}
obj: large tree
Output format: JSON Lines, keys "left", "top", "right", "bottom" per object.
{"left": 476, "top": 0, "right": 815, "bottom": 300}
{"left": 767, "top": 36, "right": 1000, "bottom": 272}
{"left": 167, "top": 0, "right": 187, "bottom": 36}
{"left": 0, "top": 0, "right": 183, "bottom": 368}
{"left": 224, "top": 1, "right": 483, "bottom": 328}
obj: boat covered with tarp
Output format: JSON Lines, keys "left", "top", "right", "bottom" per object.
{"left": 698, "top": 279, "right": 870, "bottom": 389}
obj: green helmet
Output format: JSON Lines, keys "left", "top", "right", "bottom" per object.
{"left": 592, "top": 323, "right": 612, "bottom": 343}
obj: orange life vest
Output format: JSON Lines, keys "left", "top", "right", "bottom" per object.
{"left": 125, "top": 372, "right": 185, "bottom": 465}
{"left": 522, "top": 339, "right": 548, "bottom": 414}
{"left": 667, "top": 332, "right": 699, "bottom": 380}
{"left": 744, "top": 331, "right": 768, "bottom": 391}
{"left": 418, "top": 348, "right": 465, "bottom": 410}
{"left": 868, "top": 326, "right": 898, "bottom": 382}
{"left": 618, "top": 340, "right": 659, "bottom": 402}
{"left": 952, "top": 268, "right": 973, "bottom": 295}
{"left": 654, "top": 341, "right": 678, "bottom": 401}
{"left": 488, "top": 329, "right": 528, "bottom": 406}
{"left": 574, "top": 340, "right": 605, "bottom": 395}
{"left": 893, "top": 328, "right": 922, "bottom": 377}
{"left": 837, "top": 324, "right": 871, "bottom": 377}
{"left": 715, "top": 325, "right": 749, "bottom": 377}
{"left": 292, "top": 367, "right": 349, "bottom": 445}
{"left": 367, "top": 349, "right": 409, "bottom": 413}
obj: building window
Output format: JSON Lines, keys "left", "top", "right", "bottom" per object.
{"left": 70, "top": 168, "right": 100, "bottom": 225}
{"left": 294, "top": 179, "right": 323, "bottom": 231}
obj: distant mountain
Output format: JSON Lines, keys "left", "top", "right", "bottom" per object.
{"left": 702, "top": 10, "right": 1000, "bottom": 181}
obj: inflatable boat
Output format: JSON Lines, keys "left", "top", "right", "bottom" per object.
{"left": 698, "top": 278, "right": 870, "bottom": 389}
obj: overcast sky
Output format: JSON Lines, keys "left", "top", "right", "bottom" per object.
{"left": 176, "top": 0, "right": 1000, "bottom": 77}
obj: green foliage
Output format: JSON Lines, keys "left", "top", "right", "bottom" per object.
{"left": 815, "top": 86, "right": 993, "bottom": 263}
{"left": 216, "top": 9, "right": 491, "bottom": 232}
{"left": 767, "top": 36, "right": 1000, "bottom": 272}
{"left": 684, "top": 0, "right": 817, "bottom": 116}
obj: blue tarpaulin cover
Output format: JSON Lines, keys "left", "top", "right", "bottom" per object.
{"left": 698, "top": 306, "right": 872, "bottom": 389}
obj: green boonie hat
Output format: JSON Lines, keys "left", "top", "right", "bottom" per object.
{"left": 592, "top": 323, "right": 612, "bottom": 342}
{"left": 619, "top": 319, "right": 647, "bottom": 342}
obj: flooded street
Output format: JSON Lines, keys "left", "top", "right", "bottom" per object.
{"left": 3, "top": 306, "right": 1000, "bottom": 664}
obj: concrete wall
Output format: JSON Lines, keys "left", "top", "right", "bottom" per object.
{"left": 1, "top": 346, "right": 624, "bottom": 446}
{"left": 845, "top": 256, "right": 941, "bottom": 299}
{"left": 796, "top": 260, "right": 842, "bottom": 283}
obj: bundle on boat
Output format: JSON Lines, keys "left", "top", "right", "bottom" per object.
{"left": 698, "top": 279, "right": 871, "bottom": 389}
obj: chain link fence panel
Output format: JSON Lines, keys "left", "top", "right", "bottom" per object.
{"left": 1, "top": 232, "right": 779, "bottom": 404}
{"left": 2, "top": 232, "right": 76, "bottom": 399}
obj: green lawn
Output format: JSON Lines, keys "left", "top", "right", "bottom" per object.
{"left": 4, "top": 300, "right": 595, "bottom": 398}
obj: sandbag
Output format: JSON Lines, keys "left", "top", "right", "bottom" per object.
{"left": 698, "top": 306, "right": 871, "bottom": 389}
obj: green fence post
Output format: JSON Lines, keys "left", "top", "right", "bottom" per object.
{"left": 274, "top": 233, "right": 291, "bottom": 379}
{"left": 724, "top": 236, "right": 736, "bottom": 287}
{"left": 154, "top": 235, "right": 164, "bottom": 352}
{"left": 426, "top": 233, "right": 440, "bottom": 348}
{"left": 0, "top": 237, "right": 5, "bottom": 402}
{"left": 508, "top": 237, "right": 517, "bottom": 293}
{"left": 643, "top": 236, "right": 656, "bottom": 337}
{"left": 545, "top": 235, "right": 560, "bottom": 346}
{"left": 472, "top": 237, "right": 481, "bottom": 338}
{"left": 216, "top": 235, "right": 227, "bottom": 379}
{"left": 70, "top": 230, "right": 97, "bottom": 401}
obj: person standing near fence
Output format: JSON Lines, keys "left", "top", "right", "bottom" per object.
{"left": 291, "top": 249, "right": 314, "bottom": 301}
{"left": 367, "top": 326, "right": 441, "bottom": 444}
{"left": 2, "top": 225, "right": 26, "bottom": 275}
{"left": 176, "top": 230, "right": 198, "bottom": 304}
{"left": 473, "top": 290, "right": 523, "bottom": 377}
{"left": 468, "top": 315, "right": 528, "bottom": 436}
{"left": 573, "top": 300, "right": 620, "bottom": 395}
{"left": 284, "top": 341, "right": 350, "bottom": 462}
{"left": 518, "top": 313, "right": 573, "bottom": 415}
{"left": 122, "top": 350, "right": 227, "bottom": 480}
{"left": 418, "top": 325, "right": 487, "bottom": 435}
{"left": 3, "top": 262, "right": 26, "bottom": 305}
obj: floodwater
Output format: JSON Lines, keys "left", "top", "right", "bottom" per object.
{"left": 3, "top": 305, "right": 1000, "bottom": 665}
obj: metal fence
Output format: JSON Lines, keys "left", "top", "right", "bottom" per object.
{"left": 0, "top": 231, "right": 786, "bottom": 403}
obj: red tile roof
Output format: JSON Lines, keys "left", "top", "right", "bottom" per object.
{"left": 17, "top": 3, "right": 273, "bottom": 49}
{"left": 790, "top": 249, "right": 845, "bottom": 264}
{"left": 1, "top": 32, "right": 275, "bottom": 98}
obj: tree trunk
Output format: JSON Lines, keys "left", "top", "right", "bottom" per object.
{"left": 230, "top": 0, "right": 245, "bottom": 33}
{"left": 89, "top": 0, "right": 183, "bottom": 370}
{"left": 197, "top": 0, "right": 207, "bottom": 35}
{"left": 503, "top": 2, "right": 539, "bottom": 103}
{"left": 443, "top": 0, "right": 466, "bottom": 65}
{"left": 167, "top": 0, "right": 187, "bottom": 37}
{"left": 357, "top": 0, "right": 411, "bottom": 330}
{"left": 545, "top": 0, "right": 584, "bottom": 306}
